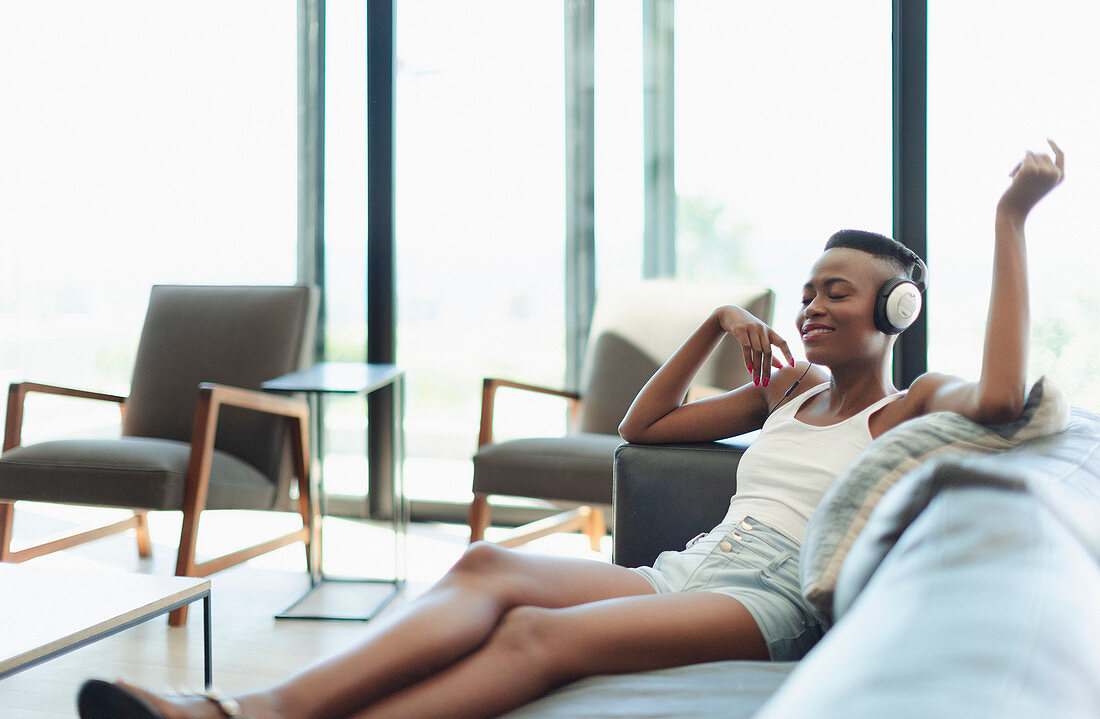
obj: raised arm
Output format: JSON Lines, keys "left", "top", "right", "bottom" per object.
{"left": 618, "top": 305, "right": 795, "bottom": 444}
{"left": 909, "top": 140, "right": 1065, "bottom": 423}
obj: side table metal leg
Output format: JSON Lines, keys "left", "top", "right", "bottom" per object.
{"left": 203, "top": 593, "right": 212, "bottom": 689}
{"left": 312, "top": 392, "right": 326, "bottom": 585}
{"left": 394, "top": 374, "right": 407, "bottom": 584}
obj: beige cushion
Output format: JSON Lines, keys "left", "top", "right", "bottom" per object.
{"left": 577, "top": 281, "right": 774, "bottom": 435}
{"left": 800, "top": 376, "right": 1070, "bottom": 620}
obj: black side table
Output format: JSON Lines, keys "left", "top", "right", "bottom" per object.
{"left": 263, "top": 362, "right": 407, "bottom": 620}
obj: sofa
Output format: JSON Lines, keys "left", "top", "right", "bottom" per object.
{"left": 503, "top": 406, "right": 1100, "bottom": 718}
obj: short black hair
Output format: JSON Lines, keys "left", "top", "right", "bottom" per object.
{"left": 824, "top": 229, "right": 926, "bottom": 287}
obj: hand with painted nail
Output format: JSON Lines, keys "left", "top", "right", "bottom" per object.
{"left": 714, "top": 305, "right": 795, "bottom": 388}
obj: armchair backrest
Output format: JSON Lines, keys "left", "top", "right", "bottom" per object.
{"left": 122, "top": 285, "right": 319, "bottom": 498}
{"left": 576, "top": 281, "right": 774, "bottom": 436}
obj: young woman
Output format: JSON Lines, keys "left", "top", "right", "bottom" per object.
{"left": 78, "top": 142, "right": 1063, "bottom": 719}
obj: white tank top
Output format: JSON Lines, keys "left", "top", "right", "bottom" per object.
{"left": 720, "top": 382, "right": 905, "bottom": 543}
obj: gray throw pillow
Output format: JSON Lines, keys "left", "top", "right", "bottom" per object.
{"left": 799, "top": 376, "right": 1069, "bottom": 621}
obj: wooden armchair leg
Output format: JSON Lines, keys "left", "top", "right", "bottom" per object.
{"left": 585, "top": 507, "right": 606, "bottom": 552}
{"left": 170, "top": 506, "right": 203, "bottom": 626}
{"left": 468, "top": 493, "right": 491, "bottom": 543}
{"left": 168, "top": 605, "right": 189, "bottom": 627}
{"left": 0, "top": 501, "right": 14, "bottom": 562}
{"left": 300, "top": 499, "right": 320, "bottom": 577}
{"left": 288, "top": 413, "right": 317, "bottom": 575}
{"left": 134, "top": 511, "right": 152, "bottom": 559}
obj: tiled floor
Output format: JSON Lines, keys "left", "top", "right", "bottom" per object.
{"left": 0, "top": 503, "right": 610, "bottom": 718}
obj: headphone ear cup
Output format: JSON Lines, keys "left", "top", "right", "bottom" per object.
{"left": 875, "top": 279, "right": 922, "bottom": 334}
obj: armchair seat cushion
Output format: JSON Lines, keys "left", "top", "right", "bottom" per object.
{"left": 473, "top": 433, "right": 623, "bottom": 505}
{"left": 0, "top": 437, "right": 276, "bottom": 511}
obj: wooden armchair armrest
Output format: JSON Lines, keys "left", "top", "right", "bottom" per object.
{"left": 478, "top": 378, "right": 582, "bottom": 447}
{"left": 198, "top": 383, "right": 310, "bottom": 421}
{"left": 189, "top": 382, "right": 311, "bottom": 502}
{"left": 4, "top": 382, "right": 128, "bottom": 451}
{"left": 8, "top": 382, "right": 126, "bottom": 405}
{"left": 178, "top": 383, "right": 314, "bottom": 578}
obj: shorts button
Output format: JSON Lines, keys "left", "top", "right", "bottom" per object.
{"left": 740, "top": 520, "right": 753, "bottom": 531}
{"left": 719, "top": 540, "right": 733, "bottom": 553}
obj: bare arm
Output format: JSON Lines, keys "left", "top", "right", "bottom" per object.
{"left": 908, "top": 140, "right": 1064, "bottom": 423}
{"left": 618, "top": 305, "right": 795, "bottom": 444}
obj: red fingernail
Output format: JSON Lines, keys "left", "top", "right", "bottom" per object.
{"left": 763, "top": 378, "right": 769, "bottom": 387}
{"left": 754, "top": 378, "right": 759, "bottom": 387}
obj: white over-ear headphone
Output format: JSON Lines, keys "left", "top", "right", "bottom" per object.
{"left": 873, "top": 257, "right": 927, "bottom": 335}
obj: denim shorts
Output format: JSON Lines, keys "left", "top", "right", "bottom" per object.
{"left": 631, "top": 517, "right": 826, "bottom": 661}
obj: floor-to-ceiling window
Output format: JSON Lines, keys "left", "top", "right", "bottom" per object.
{"left": 928, "top": 0, "right": 1099, "bottom": 410}
{"left": 594, "top": 1, "right": 645, "bottom": 286}
{"left": 316, "top": 0, "right": 371, "bottom": 499}
{"left": 271, "top": 0, "right": 894, "bottom": 520}
{"left": 9, "top": 2, "right": 1094, "bottom": 528}
{"left": 0, "top": 1, "right": 298, "bottom": 444}
{"left": 672, "top": 2, "right": 892, "bottom": 347}
{"left": 394, "top": 1, "right": 567, "bottom": 508}
{"left": 323, "top": 1, "right": 635, "bottom": 520}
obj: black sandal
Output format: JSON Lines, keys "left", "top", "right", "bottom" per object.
{"left": 77, "top": 679, "right": 248, "bottom": 719}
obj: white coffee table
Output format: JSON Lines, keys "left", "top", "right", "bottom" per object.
{"left": 0, "top": 564, "right": 212, "bottom": 686}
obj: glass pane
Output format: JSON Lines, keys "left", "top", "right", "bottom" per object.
{"left": 396, "top": 1, "right": 567, "bottom": 504}
{"left": 595, "top": 0, "right": 644, "bottom": 286}
{"left": 674, "top": 2, "right": 892, "bottom": 350}
{"left": 320, "top": 1, "right": 370, "bottom": 497}
{"left": 928, "top": 1, "right": 1099, "bottom": 410}
{"left": 325, "top": 0, "right": 369, "bottom": 364}
{"left": 0, "top": 1, "right": 297, "bottom": 443}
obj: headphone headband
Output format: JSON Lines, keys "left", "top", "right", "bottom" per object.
{"left": 896, "top": 247, "right": 927, "bottom": 291}
{"left": 908, "top": 255, "right": 928, "bottom": 291}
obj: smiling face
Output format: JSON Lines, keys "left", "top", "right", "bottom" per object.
{"left": 797, "top": 247, "right": 903, "bottom": 367}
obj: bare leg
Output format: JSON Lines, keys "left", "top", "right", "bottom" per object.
{"left": 112, "top": 543, "right": 656, "bottom": 719}
{"left": 350, "top": 591, "right": 768, "bottom": 719}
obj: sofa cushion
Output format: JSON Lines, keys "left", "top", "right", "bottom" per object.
{"left": 502, "top": 660, "right": 794, "bottom": 718}
{"left": 799, "top": 376, "right": 1069, "bottom": 620}
{"left": 756, "top": 484, "right": 1100, "bottom": 719}
{"left": 833, "top": 406, "right": 1100, "bottom": 619}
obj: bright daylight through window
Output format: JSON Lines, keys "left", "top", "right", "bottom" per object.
{"left": 1, "top": 1, "right": 297, "bottom": 446}
{"left": 1, "top": 2, "right": 1096, "bottom": 523}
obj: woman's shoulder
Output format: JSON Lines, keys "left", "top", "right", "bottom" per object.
{"left": 869, "top": 371, "right": 966, "bottom": 436}
{"left": 904, "top": 372, "right": 970, "bottom": 410}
